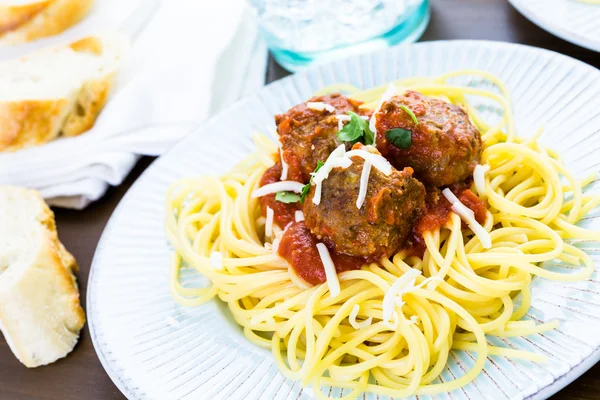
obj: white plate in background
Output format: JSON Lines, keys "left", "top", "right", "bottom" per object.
{"left": 88, "top": 40, "right": 600, "bottom": 400}
{"left": 509, "top": 0, "right": 600, "bottom": 52}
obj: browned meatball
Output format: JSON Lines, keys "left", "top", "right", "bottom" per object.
{"left": 276, "top": 93, "right": 365, "bottom": 183}
{"left": 303, "top": 146, "right": 426, "bottom": 259}
{"left": 375, "top": 90, "right": 482, "bottom": 187}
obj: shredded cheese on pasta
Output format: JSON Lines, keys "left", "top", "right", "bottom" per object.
{"left": 345, "top": 149, "right": 392, "bottom": 175}
{"left": 265, "top": 206, "right": 274, "bottom": 238}
{"left": 210, "top": 252, "right": 223, "bottom": 269}
{"left": 316, "top": 243, "right": 340, "bottom": 297}
{"left": 307, "top": 102, "right": 335, "bottom": 113}
{"left": 252, "top": 181, "right": 305, "bottom": 197}
{"left": 279, "top": 146, "right": 288, "bottom": 181}
{"left": 474, "top": 164, "right": 490, "bottom": 197}
{"left": 442, "top": 188, "right": 492, "bottom": 249}
{"left": 312, "top": 145, "right": 351, "bottom": 205}
{"left": 356, "top": 161, "right": 371, "bottom": 209}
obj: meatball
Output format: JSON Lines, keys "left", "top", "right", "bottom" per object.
{"left": 276, "top": 93, "right": 365, "bottom": 182}
{"left": 375, "top": 90, "right": 482, "bottom": 187}
{"left": 303, "top": 147, "right": 426, "bottom": 259}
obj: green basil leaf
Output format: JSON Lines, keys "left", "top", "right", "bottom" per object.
{"left": 385, "top": 128, "right": 412, "bottom": 149}
{"left": 313, "top": 160, "right": 324, "bottom": 176}
{"left": 337, "top": 111, "right": 363, "bottom": 142}
{"left": 337, "top": 111, "right": 375, "bottom": 145}
{"left": 301, "top": 160, "right": 324, "bottom": 203}
{"left": 361, "top": 118, "right": 375, "bottom": 145}
{"left": 275, "top": 191, "right": 301, "bottom": 203}
{"left": 399, "top": 105, "right": 419, "bottom": 125}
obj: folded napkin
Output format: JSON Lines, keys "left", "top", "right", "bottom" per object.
{"left": 0, "top": 0, "right": 267, "bottom": 209}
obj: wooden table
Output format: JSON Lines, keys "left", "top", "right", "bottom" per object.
{"left": 1, "top": 0, "right": 598, "bottom": 398}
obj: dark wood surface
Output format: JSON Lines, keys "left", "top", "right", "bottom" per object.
{"left": 2, "top": 0, "right": 599, "bottom": 398}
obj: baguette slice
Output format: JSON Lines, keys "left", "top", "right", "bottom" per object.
{"left": 0, "top": 0, "right": 94, "bottom": 45}
{"left": 0, "top": 186, "right": 85, "bottom": 368}
{"left": 0, "top": 33, "right": 126, "bottom": 152}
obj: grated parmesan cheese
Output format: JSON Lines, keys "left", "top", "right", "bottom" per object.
{"left": 356, "top": 161, "right": 372, "bottom": 209}
{"left": 369, "top": 83, "right": 397, "bottom": 143}
{"left": 349, "top": 304, "right": 373, "bottom": 329}
{"left": 442, "top": 188, "right": 492, "bottom": 249}
{"left": 279, "top": 146, "right": 288, "bottom": 181}
{"left": 310, "top": 146, "right": 392, "bottom": 206}
{"left": 382, "top": 269, "right": 421, "bottom": 328}
{"left": 210, "top": 252, "right": 224, "bottom": 269}
{"left": 382, "top": 270, "right": 442, "bottom": 329}
{"left": 265, "top": 206, "right": 274, "bottom": 238}
{"left": 345, "top": 149, "right": 392, "bottom": 175}
{"left": 474, "top": 164, "right": 490, "bottom": 197}
{"left": 442, "top": 188, "right": 460, "bottom": 204}
{"left": 312, "top": 145, "right": 352, "bottom": 205}
{"left": 272, "top": 238, "right": 280, "bottom": 253}
{"left": 316, "top": 243, "right": 340, "bottom": 297}
{"left": 252, "top": 181, "right": 305, "bottom": 198}
{"left": 307, "top": 101, "right": 335, "bottom": 113}
{"left": 336, "top": 114, "right": 349, "bottom": 131}
{"left": 295, "top": 210, "right": 305, "bottom": 222}
{"left": 451, "top": 201, "right": 475, "bottom": 220}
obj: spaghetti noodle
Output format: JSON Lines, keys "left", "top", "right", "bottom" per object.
{"left": 165, "top": 70, "right": 599, "bottom": 398}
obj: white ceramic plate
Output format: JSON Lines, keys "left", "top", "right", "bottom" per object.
{"left": 88, "top": 40, "right": 600, "bottom": 400}
{"left": 509, "top": 0, "right": 600, "bottom": 52}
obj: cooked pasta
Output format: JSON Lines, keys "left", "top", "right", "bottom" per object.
{"left": 165, "top": 70, "right": 599, "bottom": 399}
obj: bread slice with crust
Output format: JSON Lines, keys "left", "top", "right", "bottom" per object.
{"left": 0, "top": 185, "right": 85, "bottom": 368}
{"left": 0, "top": 33, "right": 126, "bottom": 152}
{"left": 0, "top": 0, "right": 94, "bottom": 45}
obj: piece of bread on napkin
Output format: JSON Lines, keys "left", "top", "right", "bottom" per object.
{"left": 0, "top": 33, "right": 125, "bottom": 152}
{"left": 0, "top": 0, "right": 94, "bottom": 45}
{"left": 0, "top": 186, "right": 85, "bottom": 367}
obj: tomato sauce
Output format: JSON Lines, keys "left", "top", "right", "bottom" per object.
{"left": 278, "top": 222, "right": 366, "bottom": 286}
{"left": 258, "top": 162, "right": 299, "bottom": 228}
{"left": 458, "top": 188, "right": 487, "bottom": 224}
{"left": 404, "top": 187, "right": 487, "bottom": 258}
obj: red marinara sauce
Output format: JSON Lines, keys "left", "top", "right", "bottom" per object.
{"left": 258, "top": 162, "right": 299, "bottom": 228}
{"left": 404, "top": 187, "right": 487, "bottom": 258}
{"left": 277, "top": 222, "right": 366, "bottom": 286}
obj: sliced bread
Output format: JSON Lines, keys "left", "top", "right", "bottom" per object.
{"left": 0, "top": 0, "right": 94, "bottom": 45}
{"left": 0, "top": 185, "right": 85, "bottom": 368}
{"left": 0, "top": 33, "right": 126, "bottom": 152}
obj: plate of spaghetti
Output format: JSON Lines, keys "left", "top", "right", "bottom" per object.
{"left": 509, "top": 0, "right": 600, "bottom": 52}
{"left": 88, "top": 40, "right": 600, "bottom": 400}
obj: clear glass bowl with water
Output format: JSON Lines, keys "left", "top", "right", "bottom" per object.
{"left": 248, "top": 0, "right": 430, "bottom": 71}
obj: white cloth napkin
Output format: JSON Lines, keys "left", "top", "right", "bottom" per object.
{"left": 0, "top": 0, "right": 267, "bottom": 209}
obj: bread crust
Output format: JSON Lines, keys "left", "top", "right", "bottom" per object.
{"left": 62, "top": 73, "right": 115, "bottom": 137}
{"left": 0, "top": 0, "right": 94, "bottom": 44}
{"left": 0, "top": 186, "right": 85, "bottom": 368}
{"left": 0, "top": 99, "right": 72, "bottom": 151}
{"left": 0, "top": 34, "right": 122, "bottom": 152}
{"left": 0, "top": 1, "right": 50, "bottom": 35}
